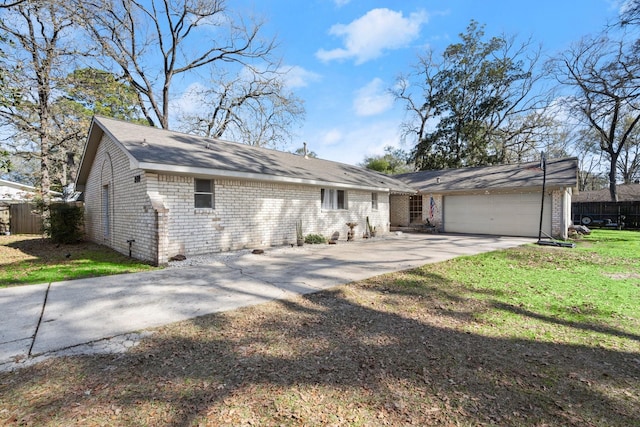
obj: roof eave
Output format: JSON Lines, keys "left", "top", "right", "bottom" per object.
{"left": 138, "top": 162, "right": 394, "bottom": 192}
{"left": 74, "top": 119, "right": 102, "bottom": 191}
{"left": 417, "top": 183, "right": 575, "bottom": 195}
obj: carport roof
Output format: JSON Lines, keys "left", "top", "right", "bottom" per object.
{"left": 76, "top": 116, "right": 416, "bottom": 194}
{"left": 394, "top": 157, "right": 578, "bottom": 194}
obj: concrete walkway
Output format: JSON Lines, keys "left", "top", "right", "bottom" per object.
{"left": 0, "top": 233, "right": 532, "bottom": 371}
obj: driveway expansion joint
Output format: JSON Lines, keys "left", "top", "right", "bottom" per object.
{"left": 28, "top": 281, "right": 51, "bottom": 357}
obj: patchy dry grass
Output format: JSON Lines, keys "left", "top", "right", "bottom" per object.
{"left": 0, "top": 235, "right": 156, "bottom": 287}
{"left": 0, "top": 230, "right": 638, "bottom": 426}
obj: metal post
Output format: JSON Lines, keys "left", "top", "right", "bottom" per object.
{"left": 127, "top": 239, "right": 135, "bottom": 257}
{"left": 537, "top": 151, "right": 546, "bottom": 243}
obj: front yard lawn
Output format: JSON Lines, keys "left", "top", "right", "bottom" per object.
{"left": 0, "top": 230, "right": 638, "bottom": 426}
{"left": 0, "top": 235, "right": 156, "bottom": 287}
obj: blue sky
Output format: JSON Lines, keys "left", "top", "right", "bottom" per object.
{"left": 190, "top": 0, "right": 627, "bottom": 165}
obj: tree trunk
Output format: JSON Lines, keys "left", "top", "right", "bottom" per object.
{"left": 608, "top": 158, "right": 618, "bottom": 202}
{"left": 39, "top": 132, "right": 52, "bottom": 234}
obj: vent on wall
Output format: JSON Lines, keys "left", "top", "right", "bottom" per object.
{"left": 134, "top": 175, "right": 141, "bottom": 183}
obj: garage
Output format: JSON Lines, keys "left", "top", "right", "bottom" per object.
{"left": 393, "top": 157, "right": 578, "bottom": 239}
{"left": 443, "top": 192, "right": 551, "bottom": 237}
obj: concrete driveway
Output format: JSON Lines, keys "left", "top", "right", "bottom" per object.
{"left": 0, "top": 233, "right": 532, "bottom": 371}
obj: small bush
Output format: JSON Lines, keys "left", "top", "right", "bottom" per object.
{"left": 47, "top": 203, "right": 84, "bottom": 244}
{"left": 304, "top": 233, "right": 326, "bottom": 244}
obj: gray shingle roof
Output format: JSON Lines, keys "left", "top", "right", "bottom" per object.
{"left": 76, "top": 116, "right": 416, "bottom": 193}
{"left": 394, "top": 157, "right": 578, "bottom": 193}
{"left": 572, "top": 184, "right": 640, "bottom": 202}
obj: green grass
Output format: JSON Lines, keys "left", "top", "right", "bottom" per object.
{"left": 400, "top": 229, "right": 640, "bottom": 350}
{"left": 0, "top": 236, "right": 157, "bottom": 287}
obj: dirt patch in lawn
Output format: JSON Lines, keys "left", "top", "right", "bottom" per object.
{"left": 1, "top": 274, "right": 638, "bottom": 426}
{"left": 605, "top": 272, "right": 640, "bottom": 280}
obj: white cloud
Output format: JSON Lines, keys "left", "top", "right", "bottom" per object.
{"left": 316, "top": 8, "right": 428, "bottom": 64}
{"left": 171, "top": 82, "right": 208, "bottom": 116}
{"left": 319, "top": 128, "right": 344, "bottom": 146}
{"left": 301, "top": 116, "right": 406, "bottom": 165}
{"left": 281, "top": 65, "right": 322, "bottom": 89}
{"left": 353, "top": 78, "right": 394, "bottom": 116}
{"left": 314, "top": 119, "right": 404, "bottom": 165}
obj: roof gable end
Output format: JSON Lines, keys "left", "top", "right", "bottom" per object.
{"left": 75, "top": 116, "right": 415, "bottom": 193}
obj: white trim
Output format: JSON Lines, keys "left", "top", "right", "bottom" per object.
{"left": 420, "top": 186, "right": 566, "bottom": 196}
{"left": 0, "top": 179, "right": 36, "bottom": 192}
{"left": 0, "top": 179, "right": 63, "bottom": 196}
{"left": 137, "top": 162, "right": 391, "bottom": 192}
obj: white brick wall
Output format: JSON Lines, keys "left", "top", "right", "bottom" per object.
{"left": 157, "top": 176, "right": 390, "bottom": 259}
{"left": 551, "top": 188, "right": 571, "bottom": 239}
{"left": 84, "top": 134, "right": 390, "bottom": 264}
{"left": 390, "top": 194, "right": 410, "bottom": 226}
{"left": 84, "top": 135, "right": 156, "bottom": 262}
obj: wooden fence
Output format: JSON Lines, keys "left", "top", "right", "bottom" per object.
{"left": 9, "top": 203, "right": 43, "bottom": 234}
{"left": 572, "top": 201, "right": 640, "bottom": 229}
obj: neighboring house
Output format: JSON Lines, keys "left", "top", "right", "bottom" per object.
{"left": 0, "top": 179, "right": 38, "bottom": 234}
{"left": 75, "top": 116, "right": 415, "bottom": 265}
{"left": 0, "top": 179, "right": 63, "bottom": 234}
{"left": 393, "top": 158, "right": 579, "bottom": 239}
{"left": 0, "top": 179, "right": 38, "bottom": 202}
{"left": 0, "top": 178, "right": 63, "bottom": 202}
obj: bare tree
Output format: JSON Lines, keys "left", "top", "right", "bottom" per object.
{"left": 620, "top": 0, "right": 640, "bottom": 26}
{"left": 392, "top": 50, "right": 439, "bottom": 153}
{"left": 77, "top": 0, "right": 279, "bottom": 130}
{"left": 0, "top": 0, "right": 27, "bottom": 8}
{"left": 616, "top": 116, "right": 640, "bottom": 183}
{"left": 0, "top": 1, "right": 80, "bottom": 207}
{"left": 179, "top": 64, "right": 304, "bottom": 148}
{"left": 570, "top": 127, "right": 608, "bottom": 191}
{"left": 493, "top": 110, "right": 571, "bottom": 164}
{"left": 552, "top": 32, "right": 640, "bottom": 201}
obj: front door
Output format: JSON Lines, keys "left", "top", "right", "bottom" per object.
{"left": 409, "top": 195, "right": 423, "bottom": 223}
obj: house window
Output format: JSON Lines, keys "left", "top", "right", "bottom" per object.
{"left": 371, "top": 192, "right": 378, "bottom": 210}
{"left": 321, "top": 188, "right": 347, "bottom": 210}
{"left": 194, "top": 179, "right": 214, "bottom": 209}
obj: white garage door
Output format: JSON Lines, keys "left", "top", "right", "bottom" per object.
{"left": 443, "top": 192, "right": 551, "bottom": 237}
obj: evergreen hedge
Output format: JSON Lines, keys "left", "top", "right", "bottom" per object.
{"left": 47, "top": 203, "right": 84, "bottom": 244}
